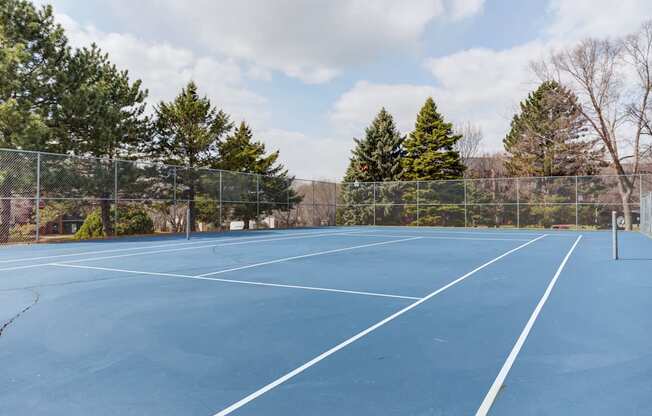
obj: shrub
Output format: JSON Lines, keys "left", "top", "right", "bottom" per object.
{"left": 75, "top": 207, "right": 154, "bottom": 239}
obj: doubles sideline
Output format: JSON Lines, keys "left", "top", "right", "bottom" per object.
{"left": 474, "top": 235, "right": 582, "bottom": 415}
{"left": 211, "top": 234, "right": 549, "bottom": 416}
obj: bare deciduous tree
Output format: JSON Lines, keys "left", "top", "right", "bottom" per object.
{"left": 454, "top": 122, "right": 483, "bottom": 167}
{"left": 533, "top": 20, "right": 652, "bottom": 229}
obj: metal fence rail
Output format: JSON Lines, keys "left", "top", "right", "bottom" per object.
{"left": 1, "top": 147, "right": 650, "bottom": 244}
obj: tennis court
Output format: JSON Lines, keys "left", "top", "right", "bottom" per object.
{"left": 1, "top": 226, "right": 651, "bottom": 415}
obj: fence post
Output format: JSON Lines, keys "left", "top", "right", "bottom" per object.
{"left": 256, "top": 175, "right": 260, "bottom": 229}
{"left": 219, "top": 171, "right": 223, "bottom": 231}
{"left": 173, "top": 167, "right": 177, "bottom": 232}
{"left": 114, "top": 160, "right": 118, "bottom": 236}
{"left": 464, "top": 179, "right": 468, "bottom": 228}
{"left": 333, "top": 181, "right": 337, "bottom": 227}
{"left": 516, "top": 177, "right": 520, "bottom": 229}
{"left": 312, "top": 180, "right": 316, "bottom": 227}
{"left": 373, "top": 182, "right": 376, "bottom": 226}
{"left": 416, "top": 181, "right": 420, "bottom": 227}
{"left": 575, "top": 175, "right": 579, "bottom": 230}
{"left": 186, "top": 207, "right": 191, "bottom": 240}
{"left": 35, "top": 152, "right": 41, "bottom": 242}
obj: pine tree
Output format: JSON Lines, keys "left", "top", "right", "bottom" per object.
{"left": 343, "top": 108, "right": 404, "bottom": 183}
{"left": 340, "top": 108, "right": 404, "bottom": 225}
{"left": 148, "top": 81, "right": 233, "bottom": 231}
{"left": 216, "top": 122, "right": 299, "bottom": 229}
{"left": 504, "top": 80, "right": 603, "bottom": 177}
{"left": 402, "top": 97, "right": 465, "bottom": 180}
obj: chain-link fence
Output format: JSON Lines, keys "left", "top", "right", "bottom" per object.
{"left": 2, "top": 148, "right": 651, "bottom": 244}
{"left": 0, "top": 148, "right": 337, "bottom": 243}
{"left": 642, "top": 192, "right": 652, "bottom": 238}
{"left": 337, "top": 174, "right": 652, "bottom": 231}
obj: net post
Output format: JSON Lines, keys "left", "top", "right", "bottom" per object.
{"left": 186, "top": 207, "right": 191, "bottom": 240}
{"left": 612, "top": 210, "right": 618, "bottom": 260}
{"left": 35, "top": 152, "right": 41, "bottom": 242}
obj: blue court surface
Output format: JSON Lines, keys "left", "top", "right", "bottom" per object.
{"left": 1, "top": 227, "right": 651, "bottom": 415}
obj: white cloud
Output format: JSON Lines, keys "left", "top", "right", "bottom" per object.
{"left": 446, "top": 0, "right": 485, "bottom": 20}
{"left": 261, "top": 129, "right": 350, "bottom": 181}
{"left": 423, "top": 42, "right": 547, "bottom": 150}
{"left": 546, "top": 0, "right": 652, "bottom": 41}
{"left": 56, "top": 13, "right": 269, "bottom": 125}
{"left": 51, "top": 0, "right": 485, "bottom": 84}
{"left": 330, "top": 81, "right": 439, "bottom": 137}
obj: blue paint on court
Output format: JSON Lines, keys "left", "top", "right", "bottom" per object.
{"left": 0, "top": 227, "right": 650, "bottom": 415}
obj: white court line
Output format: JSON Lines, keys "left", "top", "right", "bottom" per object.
{"left": 341, "top": 232, "right": 531, "bottom": 242}
{"left": 474, "top": 234, "right": 582, "bottom": 416}
{"left": 354, "top": 226, "right": 548, "bottom": 237}
{"left": 0, "top": 229, "right": 362, "bottom": 265}
{"left": 50, "top": 263, "right": 420, "bottom": 301}
{"left": 0, "top": 230, "right": 368, "bottom": 272}
{"left": 211, "top": 234, "right": 548, "bottom": 416}
{"left": 196, "top": 237, "right": 422, "bottom": 277}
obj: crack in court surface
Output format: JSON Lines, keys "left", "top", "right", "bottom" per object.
{"left": 0, "top": 288, "right": 40, "bottom": 338}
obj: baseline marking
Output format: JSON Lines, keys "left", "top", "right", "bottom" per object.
{"left": 474, "top": 235, "right": 582, "bottom": 416}
{"left": 197, "top": 237, "right": 422, "bottom": 277}
{"left": 50, "top": 263, "right": 420, "bottom": 301}
{"left": 0, "top": 230, "right": 367, "bottom": 272}
{"left": 341, "top": 232, "right": 531, "bottom": 242}
{"left": 211, "top": 234, "right": 548, "bottom": 416}
{"left": 0, "top": 229, "right": 363, "bottom": 265}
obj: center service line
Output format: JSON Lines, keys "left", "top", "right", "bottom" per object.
{"left": 211, "top": 234, "right": 548, "bottom": 416}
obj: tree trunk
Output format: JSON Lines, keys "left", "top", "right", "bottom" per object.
{"left": 616, "top": 177, "right": 634, "bottom": 230}
{"left": 100, "top": 196, "right": 113, "bottom": 236}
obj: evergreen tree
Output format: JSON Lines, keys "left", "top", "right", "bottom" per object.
{"left": 148, "top": 81, "right": 233, "bottom": 231}
{"left": 0, "top": 0, "right": 68, "bottom": 151}
{"left": 504, "top": 80, "right": 603, "bottom": 177}
{"left": 216, "top": 122, "right": 299, "bottom": 229}
{"left": 0, "top": 1, "right": 70, "bottom": 242}
{"left": 401, "top": 98, "right": 465, "bottom": 226}
{"left": 340, "top": 108, "right": 404, "bottom": 225}
{"left": 343, "top": 108, "right": 404, "bottom": 183}
{"left": 402, "top": 97, "right": 465, "bottom": 180}
{"left": 49, "top": 44, "right": 150, "bottom": 235}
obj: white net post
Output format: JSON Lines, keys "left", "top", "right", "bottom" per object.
{"left": 612, "top": 211, "right": 618, "bottom": 260}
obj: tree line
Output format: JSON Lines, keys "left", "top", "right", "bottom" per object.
{"left": 1, "top": 0, "right": 293, "bottom": 237}
{"left": 342, "top": 21, "right": 652, "bottom": 230}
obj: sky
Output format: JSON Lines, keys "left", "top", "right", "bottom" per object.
{"left": 34, "top": 0, "right": 652, "bottom": 180}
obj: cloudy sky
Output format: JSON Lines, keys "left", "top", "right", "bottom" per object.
{"left": 35, "top": 0, "right": 652, "bottom": 180}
